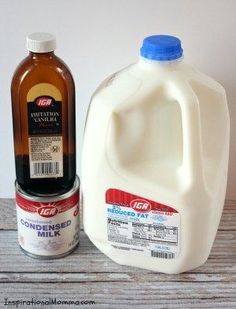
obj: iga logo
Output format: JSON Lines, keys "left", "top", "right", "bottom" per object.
{"left": 38, "top": 205, "right": 58, "bottom": 217}
{"left": 130, "top": 199, "right": 151, "bottom": 213}
{"left": 36, "top": 97, "right": 53, "bottom": 107}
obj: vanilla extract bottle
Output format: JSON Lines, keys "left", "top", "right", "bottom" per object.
{"left": 11, "top": 33, "right": 76, "bottom": 195}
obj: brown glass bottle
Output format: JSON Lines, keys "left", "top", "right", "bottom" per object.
{"left": 11, "top": 33, "right": 76, "bottom": 195}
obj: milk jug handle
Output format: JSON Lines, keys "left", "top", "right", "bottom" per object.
{"left": 171, "top": 81, "right": 204, "bottom": 186}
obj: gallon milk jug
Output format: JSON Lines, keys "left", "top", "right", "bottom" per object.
{"left": 82, "top": 35, "right": 230, "bottom": 274}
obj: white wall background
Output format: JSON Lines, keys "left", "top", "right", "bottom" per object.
{"left": 0, "top": 0, "right": 235, "bottom": 198}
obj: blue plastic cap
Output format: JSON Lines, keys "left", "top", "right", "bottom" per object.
{"left": 140, "top": 35, "right": 183, "bottom": 61}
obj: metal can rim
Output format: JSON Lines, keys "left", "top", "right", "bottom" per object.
{"left": 15, "top": 175, "right": 80, "bottom": 202}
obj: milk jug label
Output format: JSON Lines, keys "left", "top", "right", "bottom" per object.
{"left": 106, "top": 189, "right": 180, "bottom": 259}
{"left": 27, "top": 83, "right": 63, "bottom": 179}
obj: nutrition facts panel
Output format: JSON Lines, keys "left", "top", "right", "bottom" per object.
{"left": 107, "top": 209, "right": 180, "bottom": 258}
{"left": 132, "top": 222, "right": 178, "bottom": 245}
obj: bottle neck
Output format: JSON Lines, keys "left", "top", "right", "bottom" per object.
{"left": 29, "top": 51, "right": 55, "bottom": 60}
{"left": 139, "top": 55, "right": 183, "bottom": 69}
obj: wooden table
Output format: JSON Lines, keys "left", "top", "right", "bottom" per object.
{"left": 0, "top": 199, "right": 235, "bottom": 308}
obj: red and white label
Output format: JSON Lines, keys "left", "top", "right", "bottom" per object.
{"left": 37, "top": 206, "right": 59, "bottom": 218}
{"left": 106, "top": 188, "right": 178, "bottom": 213}
{"left": 130, "top": 199, "right": 151, "bottom": 213}
{"left": 16, "top": 191, "right": 80, "bottom": 256}
{"left": 16, "top": 192, "right": 79, "bottom": 216}
{"left": 36, "top": 97, "right": 53, "bottom": 107}
{"left": 106, "top": 189, "right": 180, "bottom": 259}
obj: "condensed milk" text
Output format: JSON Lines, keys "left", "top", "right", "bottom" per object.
{"left": 20, "top": 219, "right": 71, "bottom": 237}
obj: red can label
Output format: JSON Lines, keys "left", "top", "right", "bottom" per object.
{"left": 16, "top": 190, "right": 80, "bottom": 256}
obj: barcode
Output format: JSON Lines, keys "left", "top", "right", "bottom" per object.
{"left": 33, "top": 162, "right": 60, "bottom": 176}
{"left": 151, "top": 250, "right": 175, "bottom": 259}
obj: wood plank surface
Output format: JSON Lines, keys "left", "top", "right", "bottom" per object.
{"left": 0, "top": 199, "right": 235, "bottom": 309}
{"left": 0, "top": 282, "right": 236, "bottom": 309}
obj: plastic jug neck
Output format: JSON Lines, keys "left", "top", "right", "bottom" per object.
{"left": 138, "top": 56, "right": 183, "bottom": 70}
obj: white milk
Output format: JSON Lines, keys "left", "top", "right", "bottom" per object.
{"left": 81, "top": 35, "right": 230, "bottom": 274}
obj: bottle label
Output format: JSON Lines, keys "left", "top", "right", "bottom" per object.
{"left": 16, "top": 190, "right": 80, "bottom": 257}
{"left": 27, "top": 83, "right": 63, "bottom": 178}
{"left": 106, "top": 189, "right": 180, "bottom": 259}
